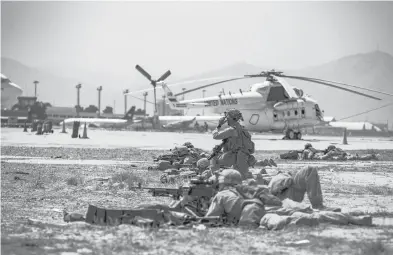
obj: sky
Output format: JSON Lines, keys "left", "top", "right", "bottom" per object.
{"left": 2, "top": 1, "right": 393, "bottom": 74}
{"left": 1, "top": 1, "right": 393, "bottom": 113}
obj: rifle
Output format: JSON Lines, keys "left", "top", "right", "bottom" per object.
{"left": 137, "top": 179, "right": 216, "bottom": 199}
{"left": 207, "top": 113, "right": 229, "bottom": 161}
{"left": 184, "top": 215, "right": 222, "bottom": 225}
{"left": 208, "top": 138, "right": 228, "bottom": 160}
{"left": 133, "top": 178, "right": 217, "bottom": 215}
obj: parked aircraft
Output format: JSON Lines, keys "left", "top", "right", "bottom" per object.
{"left": 129, "top": 66, "right": 392, "bottom": 139}
{"left": 61, "top": 106, "right": 139, "bottom": 129}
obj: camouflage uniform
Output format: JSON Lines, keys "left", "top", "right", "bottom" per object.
{"left": 211, "top": 109, "right": 253, "bottom": 179}
{"left": 260, "top": 208, "right": 372, "bottom": 230}
{"left": 268, "top": 166, "right": 324, "bottom": 209}
{"left": 205, "top": 169, "right": 245, "bottom": 225}
{"left": 301, "top": 143, "right": 319, "bottom": 160}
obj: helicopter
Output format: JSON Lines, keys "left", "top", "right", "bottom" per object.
{"left": 129, "top": 66, "right": 392, "bottom": 139}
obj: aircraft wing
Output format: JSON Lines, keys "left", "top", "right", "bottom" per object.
{"left": 162, "top": 117, "right": 198, "bottom": 129}
{"left": 62, "top": 118, "right": 127, "bottom": 124}
{"left": 327, "top": 121, "right": 382, "bottom": 132}
{"left": 188, "top": 102, "right": 209, "bottom": 106}
{"left": 159, "top": 115, "right": 223, "bottom": 128}
{"left": 159, "top": 116, "right": 222, "bottom": 122}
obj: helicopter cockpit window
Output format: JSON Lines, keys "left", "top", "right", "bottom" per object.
{"left": 301, "top": 108, "right": 305, "bottom": 117}
{"left": 273, "top": 112, "right": 278, "bottom": 120}
{"left": 294, "top": 110, "right": 298, "bottom": 116}
{"left": 267, "top": 86, "right": 290, "bottom": 102}
{"left": 315, "top": 104, "right": 322, "bottom": 118}
{"left": 249, "top": 114, "right": 259, "bottom": 125}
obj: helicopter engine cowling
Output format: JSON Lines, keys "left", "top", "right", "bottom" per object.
{"left": 293, "top": 88, "right": 304, "bottom": 98}
{"left": 273, "top": 99, "right": 305, "bottom": 111}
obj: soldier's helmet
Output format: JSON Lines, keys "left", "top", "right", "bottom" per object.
{"left": 327, "top": 145, "right": 336, "bottom": 151}
{"left": 218, "top": 169, "right": 242, "bottom": 185}
{"left": 226, "top": 109, "right": 243, "bottom": 121}
{"left": 304, "top": 143, "right": 312, "bottom": 149}
{"left": 183, "top": 142, "right": 194, "bottom": 148}
{"left": 197, "top": 158, "right": 210, "bottom": 169}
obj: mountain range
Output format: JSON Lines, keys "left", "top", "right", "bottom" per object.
{"left": 1, "top": 50, "right": 393, "bottom": 125}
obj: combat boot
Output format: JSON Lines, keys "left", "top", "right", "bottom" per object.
{"left": 347, "top": 215, "right": 372, "bottom": 226}
{"left": 312, "top": 205, "right": 341, "bottom": 212}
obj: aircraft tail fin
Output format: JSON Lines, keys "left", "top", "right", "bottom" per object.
{"left": 124, "top": 106, "right": 136, "bottom": 121}
{"left": 160, "top": 82, "right": 182, "bottom": 109}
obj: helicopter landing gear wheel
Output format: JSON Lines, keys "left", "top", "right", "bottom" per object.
{"left": 295, "top": 132, "right": 302, "bottom": 140}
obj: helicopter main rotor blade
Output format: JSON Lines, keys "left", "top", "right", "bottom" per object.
{"left": 125, "top": 76, "right": 246, "bottom": 95}
{"left": 337, "top": 101, "right": 393, "bottom": 121}
{"left": 135, "top": 65, "right": 152, "bottom": 82}
{"left": 128, "top": 94, "right": 155, "bottom": 105}
{"left": 174, "top": 77, "right": 251, "bottom": 97}
{"left": 271, "top": 75, "right": 299, "bottom": 99}
{"left": 157, "top": 70, "right": 172, "bottom": 82}
{"left": 283, "top": 75, "right": 393, "bottom": 97}
{"left": 282, "top": 75, "right": 381, "bottom": 100}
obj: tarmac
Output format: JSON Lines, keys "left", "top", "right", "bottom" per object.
{"left": 1, "top": 127, "right": 393, "bottom": 151}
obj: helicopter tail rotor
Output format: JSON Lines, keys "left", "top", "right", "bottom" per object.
{"left": 135, "top": 65, "right": 172, "bottom": 119}
{"left": 157, "top": 70, "right": 172, "bottom": 83}
{"left": 135, "top": 65, "right": 153, "bottom": 83}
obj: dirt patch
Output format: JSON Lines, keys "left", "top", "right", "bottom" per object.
{"left": 2, "top": 147, "right": 393, "bottom": 254}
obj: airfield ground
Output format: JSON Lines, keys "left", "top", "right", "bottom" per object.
{"left": 1, "top": 128, "right": 393, "bottom": 255}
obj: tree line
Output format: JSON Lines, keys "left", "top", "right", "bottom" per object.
{"left": 75, "top": 105, "right": 145, "bottom": 115}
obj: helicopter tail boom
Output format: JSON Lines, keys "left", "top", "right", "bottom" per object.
{"left": 161, "top": 82, "right": 187, "bottom": 109}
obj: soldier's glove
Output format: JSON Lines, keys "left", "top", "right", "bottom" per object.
{"left": 217, "top": 117, "right": 227, "bottom": 129}
{"left": 213, "top": 145, "right": 221, "bottom": 152}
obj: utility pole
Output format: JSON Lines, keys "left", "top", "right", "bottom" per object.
{"left": 202, "top": 89, "right": 206, "bottom": 116}
{"left": 162, "top": 95, "right": 166, "bottom": 115}
{"left": 97, "top": 86, "right": 103, "bottom": 117}
{"left": 76, "top": 83, "right": 82, "bottom": 117}
{"left": 143, "top": 92, "right": 148, "bottom": 129}
{"left": 123, "top": 89, "right": 129, "bottom": 115}
{"left": 33, "top": 81, "right": 39, "bottom": 98}
{"left": 182, "top": 88, "right": 186, "bottom": 116}
{"left": 182, "top": 88, "right": 186, "bottom": 101}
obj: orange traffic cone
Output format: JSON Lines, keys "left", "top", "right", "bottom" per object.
{"left": 80, "top": 122, "right": 89, "bottom": 139}
{"left": 342, "top": 128, "right": 348, "bottom": 145}
{"left": 61, "top": 120, "right": 67, "bottom": 133}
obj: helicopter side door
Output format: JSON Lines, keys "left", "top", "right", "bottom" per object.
{"left": 243, "top": 108, "right": 272, "bottom": 132}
